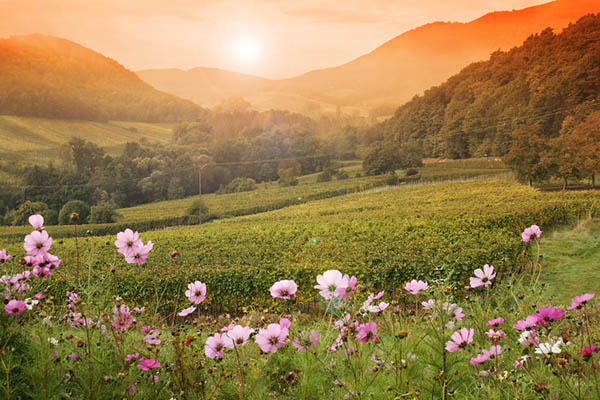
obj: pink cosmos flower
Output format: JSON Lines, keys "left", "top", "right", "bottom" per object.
{"left": 421, "top": 299, "right": 436, "bottom": 309}
{"left": 445, "top": 328, "right": 474, "bottom": 352}
{"left": 470, "top": 350, "right": 491, "bottom": 365}
{"left": 487, "top": 317, "right": 504, "bottom": 327}
{"left": 226, "top": 325, "right": 252, "bottom": 347}
{"left": 0, "top": 249, "right": 11, "bottom": 263}
{"left": 67, "top": 352, "right": 79, "bottom": 361}
{"left": 488, "top": 345, "right": 502, "bottom": 358}
{"left": 513, "top": 315, "right": 539, "bottom": 330}
{"left": 125, "top": 240, "right": 153, "bottom": 265}
{"left": 125, "top": 353, "right": 139, "bottom": 361}
{"left": 112, "top": 305, "right": 135, "bottom": 330}
{"left": 205, "top": 333, "right": 233, "bottom": 358}
{"left": 514, "top": 355, "right": 530, "bottom": 369}
{"left": 168, "top": 250, "right": 180, "bottom": 260}
{"left": 533, "top": 306, "right": 565, "bottom": 325}
{"left": 24, "top": 230, "right": 52, "bottom": 256}
{"left": 279, "top": 318, "right": 292, "bottom": 330}
{"left": 270, "top": 280, "right": 298, "bottom": 299}
{"left": 4, "top": 300, "right": 26, "bottom": 315}
{"left": 362, "top": 292, "right": 389, "bottom": 313}
{"left": 314, "top": 270, "right": 347, "bottom": 300}
{"left": 404, "top": 280, "right": 428, "bottom": 295}
{"left": 469, "top": 264, "right": 496, "bottom": 288}
{"left": 140, "top": 325, "right": 152, "bottom": 334}
{"left": 178, "top": 305, "right": 196, "bottom": 317}
{"left": 582, "top": 344, "right": 597, "bottom": 359}
{"left": 357, "top": 322, "right": 378, "bottom": 343}
{"left": 32, "top": 266, "right": 51, "bottom": 278}
{"left": 66, "top": 291, "right": 80, "bottom": 303}
{"left": 220, "top": 323, "right": 235, "bottom": 332}
{"left": 292, "top": 330, "right": 319, "bottom": 352}
{"left": 337, "top": 274, "right": 358, "bottom": 301}
{"left": 137, "top": 358, "right": 161, "bottom": 371}
{"left": 522, "top": 225, "right": 542, "bottom": 242}
{"left": 115, "top": 229, "right": 142, "bottom": 257}
{"left": 144, "top": 329, "right": 161, "bottom": 345}
{"left": 28, "top": 214, "right": 44, "bottom": 230}
{"left": 484, "top": 329, "right": 506, "bottom": 344}
{"left": 185, "top": 281, "right": 206, "bottom": 304}
{"left": 35, "top": 293, "right": 44, "bottom": 300}
{"left": 44, "top": 253, "right": 61, "bottom": 269}
{"left": 22, "top": 255, "right": 42, "bottom": 267}
{"left": 255, "top": 323, "right": 289, "bottom": 353}
{"left": 567, "top": 293, "right": 595, "bottom": 310}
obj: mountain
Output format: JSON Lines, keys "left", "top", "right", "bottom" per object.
{"left": 138, "top": 0, "right": 600, "bottom": 115}
{"left": 137, "top": 67, "right": 275, "bottom": 108}
{"left": 0, "top": 34, "right": 207, "bottom": 122}
{"left": 376, "top": 13, "right": 600, "bottom": 159}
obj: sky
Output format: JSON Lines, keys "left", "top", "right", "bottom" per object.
{"left": 0, "top": 0, "right": 550, "bottom": 79}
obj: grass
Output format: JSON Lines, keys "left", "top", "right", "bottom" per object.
{"left": 0, "top": 115, "right": 174, "bottom": 165}
{"left": 541, "top": 217, "right": 600, "bottom": 304}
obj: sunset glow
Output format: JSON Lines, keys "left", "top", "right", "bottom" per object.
{"left": 232, "top": 36, "right": 260, "bottom": 65}
{"left": 0, "top": 0, "right": 552, "bottom": 78}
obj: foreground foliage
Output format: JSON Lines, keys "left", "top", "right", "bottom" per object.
{"left": 2, "top": 211, "right": 600, "bottom": 399}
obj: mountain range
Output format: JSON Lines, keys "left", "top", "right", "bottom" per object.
{"left": 0, "top": 34, "right": 206, "bottom": 122}
{"left": 138, "top": 0, "right": 600, "bottom": 115}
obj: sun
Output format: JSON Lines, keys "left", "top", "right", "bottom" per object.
{"left": 232, "top": 36, "right": 260, "bottom": 64}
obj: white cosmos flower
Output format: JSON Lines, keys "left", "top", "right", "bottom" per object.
{"left": 535, "top": 338, "right": 563, "bottom": 355}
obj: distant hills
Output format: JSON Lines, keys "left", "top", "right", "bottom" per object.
{"left": 0, "top": 35, "right": 207, "bottom": 122}
{"left": 138, "top": 0, "right": 600, "bottom": 114}
{"left": 376, "top": 13, "right": 600, "bottom": 158}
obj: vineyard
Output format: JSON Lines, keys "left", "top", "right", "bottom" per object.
{"left": 3, "top": 178, "right": 598, "bottom": 314}
{"left": 0, "top": 159, "right": 508, "bottom": 240}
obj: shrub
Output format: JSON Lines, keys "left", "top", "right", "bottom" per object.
{"left": 316, "top": 170, "right": 333, "bottom": 182}
{"left": 185, "top": 199, "right": 210, "bottom": 222}
{"left": 58, "top": 200, "right": 90, "bottom": 225}
{"left": 216, "top": 177, "right": 257, "bottom": 194}
{"left": 8, "top": 201, "right": 49, "bottom": 226}
{"left": 335, "top": 170, "right": 349, "bottom": 180}
{"left": 278, "top": 179, "right": 298, "bottom": 187}
{"left": 89, "top": 202, "right": 121, "bottom": 224}
{"left": 44, "top": 209, "right": 59, "bottom": 226}
{"left": 406, "top": 168, "right": 419, "bottom": 177}
{"left": 384, "top": 172, "right": 398, "bottom": 185}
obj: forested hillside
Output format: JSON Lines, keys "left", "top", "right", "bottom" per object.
{"left": 0, "top": 35, "right": 207, "bottom": 122}
{"left": 377, "top": 14, "right": 600, "bottom": 159}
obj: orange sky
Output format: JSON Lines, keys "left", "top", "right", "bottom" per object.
{"left": 0, "top": 0, "right": 550, "bottom": 78}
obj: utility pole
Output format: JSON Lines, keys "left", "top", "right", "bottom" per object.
{"left": 198, "top": 162, "right": 210, "bottom": 224}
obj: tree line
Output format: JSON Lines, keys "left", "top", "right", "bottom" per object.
{"left": 372, "top": 14, "right": 600, "bottom": 159}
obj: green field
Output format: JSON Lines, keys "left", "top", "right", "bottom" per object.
{"left": 0, "top": 159, "right": 510, "bottom": 240}
{"left": 3, "top": 178, "right": 597, "bottom": 313}
{"left": 119, "top": 159, "right": 509, "bottom": 223}
{"left": 0, "top": 115, "right": 174, "bottom": 165}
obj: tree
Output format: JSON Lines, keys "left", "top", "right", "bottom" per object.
{"left": 566, "top": 111, "right": 600, "bottom": 186}
{"left": 58, "top": 200, "right": 90, "bottom": 225}
{"left": 89, "top": 202, "right": 121, "bottom": 224}
{"left": 7, "top": 201, "right": 48, "bottom": 226}
{"left": 503, "top": 126, "right": 551, "bottom": 186}
{"left": 362, "top": 141, "right": 402, "bottom": 175}
{"left": 277, "top": 159, "right": 302, "bottom": 185}
{"left": 167, "top": 178, "right": 185, "bottom": 200}
{"left": 545, "top": 135, "right": 583, "bottom": 190}
{"left": 66, "top": 137, "right": 106, "bottom": 176}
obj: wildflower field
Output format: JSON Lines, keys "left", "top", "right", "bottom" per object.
{"left": 2, "top": 178, "right": 600, "bottom": 399}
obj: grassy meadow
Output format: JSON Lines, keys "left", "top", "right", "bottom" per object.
{"left": 0, "top": 115, "right": 174, "bottom": 165}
